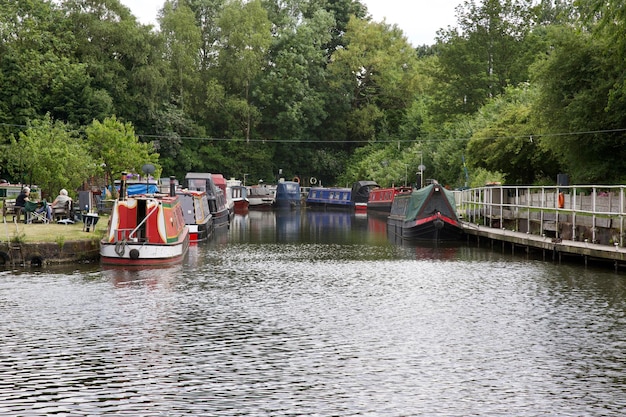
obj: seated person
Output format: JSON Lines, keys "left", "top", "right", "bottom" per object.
{"left": 33, "top": 200, "right": 52, "bottom": 222}
{"left": 14, "top": 187, "right": 30, "bottom": 223}
{"left": 51, "top": 189, "right": 72, "bottom": 219}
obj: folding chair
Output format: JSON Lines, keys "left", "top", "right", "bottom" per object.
{"left": 24, "top": 201, "right": 50, "bottom": 224}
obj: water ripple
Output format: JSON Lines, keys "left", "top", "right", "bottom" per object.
{"left": 1, "top": 218, "right": 625, "bottom": 415}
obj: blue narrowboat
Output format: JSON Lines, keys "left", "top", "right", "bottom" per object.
{"left": 305, "top": 187, "right": 353, "bottom": 209}
{"left": 305, "top": 180, "right": 378, "bottom": 211}
{"left": 274, "top": 181, "right": 301, "bottom": 209}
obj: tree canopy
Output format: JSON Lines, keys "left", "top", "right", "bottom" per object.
{"left": 1, "top": 0, "right": 625, "bottom": 191}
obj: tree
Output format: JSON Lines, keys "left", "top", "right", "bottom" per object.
{"left": 85, "top": 116, "right": 160, "bottom": 184}
{"left": 326, "top": 17, "right": 420, "bottom": 145}
{"left": 433, "top": 0, "right": 537, "bottom": 118}
{"left": 255, "top": 8, "right": 335, "bottom": 141}
{"left": 466, "top": 85, "right": 559, "bottom": 184}
{"left": 0, "top": 0, "right": 111, "bottom": 129}
{"left": 9, "top": 115, "right": 97, "bottom": 197}
{"left": 63, "top": 0, "right": 169, "bottom": 132}
{"left": 218, "top": 0, "right": 272, "bottom": 141}
{"left": 531, "top": 26, "right": 626, "bottom": 183}
{"left": 160, "top": 1, "right": 203, "bottom": 112}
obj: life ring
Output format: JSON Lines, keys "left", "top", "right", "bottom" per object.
{"left": 293, "top": 176, "right": 300, "bottom": 184}
{"left": 558, "top": 192, "right": 565, "bottom": 209}
{"left": 310, "top": 177, "right": 317, "bottom": 185}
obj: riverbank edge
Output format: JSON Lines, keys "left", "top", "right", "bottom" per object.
{"left": 0, "top": 239, "right": 100, "bottom": 266}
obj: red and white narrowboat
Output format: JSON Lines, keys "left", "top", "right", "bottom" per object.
{"left": 100, "top": 176, "right": 190, "bottom": 266}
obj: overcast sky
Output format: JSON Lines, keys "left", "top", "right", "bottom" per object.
{"left": 118, "top": 0, "right": 461, "bottom": 46}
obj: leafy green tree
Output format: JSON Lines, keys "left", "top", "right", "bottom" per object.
{"left": 466, "top": 85, "right": 560, "bottom": 184}
{"left": 9, "top": 115, "right": 97, "bottom": 197}
{"left": 433, "top": 0, "right": 537, "bottom": 118}
{"left": 85, "top": 116, "right": 160, "bottom": 183}
{"left": 183, "top": 0, "right": 226, "bottom": 71}
{"left": 326, "top": 17, "right": 420, "bottom": 145}
{"left": 0, "top": 0, "right": 110, "bottom": 128}
{"left": 160, "top": 1, "right": 203, "bottom": 112}
{"left": 63, "top": 0, "right": 169, "bottom": 132}
{"left": 531, "top": 26, "right": 626, "bottom": 183}
{"left": 217, "top": 0, "right": 272, "bottom": 141}
{"left": 305, "top": 0, "right": 368, "bottom": 56}
{"left": 255, "top": 8, "right": 335, "bottom": 140}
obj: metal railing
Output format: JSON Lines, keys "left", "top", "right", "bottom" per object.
{"left": 456, "top": 185, "right": 626, "bottom": 245}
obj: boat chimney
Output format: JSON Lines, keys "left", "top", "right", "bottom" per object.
{"left": 120, "top": 172, "right": 127, "bottom": 201}
{"left": 169, "top": 176, "right": 177, "bottom": 197}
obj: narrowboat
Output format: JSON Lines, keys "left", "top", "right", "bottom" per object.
{"left": 367, "top": 186, "right": 412, "bottom": 213}
{"left": 184, "top": 173, "right": 230, "bottom": 228}
{"left": 305, "top": 181, "right": 377, "bottom": 210}
{"left": 351, "top": 180, "right": 379, "bottom": 213}
{"left": 247, "top": 183, "right": 276, "bottom": 209}
{"left": 226, "top": 178, "right": 249, "bottom": 214}
{"left": 274, "top": 180, "right": 301, "bottom": 209}
{"left": 100, "top": 176, "right": 190, "bottom": 266}
{"left": 387, "top": 182, "right": 463, "bottom": 241}
{"left": 305, "top": 186, "right": 352, "bottom": 209}
{"left": 177, "top": 189, "right": 213, "bottom": 243}
{"left": 212, "top": 174, "right": 232, "bottom": 214}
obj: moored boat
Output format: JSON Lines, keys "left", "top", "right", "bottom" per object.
{"left": 100, "top": 175, "right": 190, "bottom": 266}
{"left": 212, "top": 174, "right": 232, "bottom": 214}
{"left": 305, "top": 186, "right": 352, "bottom": 209}
{"left": 177, "top": 189, "right": 213, "bottom": 243}
{"left": 247, "top": 183, "right": 276, "bottom": 210}
{"left": 274, "top": 180, "right": 301, "bottom": 209}
{"left": 305, "top": 181, "right": 377, "bottom": 211}
{"left": 184, "top": 173, "right": 230, "bottom": 228}
{"left": 351, "top": 180, "right": 379, "bottom": 213}
{"left": 387, "top": 182, "right": 463, "bottom": 241}
{"left": 226, "top": 178, "right": 249, "bottom": 214}
{"left": 367, "top": 185, "right": 412, "bottom": 213}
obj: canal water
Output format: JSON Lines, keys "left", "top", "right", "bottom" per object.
{"left": 1, "top": 210, "right": 625, "bottom": 416}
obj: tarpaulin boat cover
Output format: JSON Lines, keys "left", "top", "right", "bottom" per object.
{"left": 126, "top": 184, "right": 159, "bottom": 195}
{"left": 403, "top": 184, "right": 457, "bottom": 221}
{"left": 351, "top": 180, "right": 379, "bottom": 204}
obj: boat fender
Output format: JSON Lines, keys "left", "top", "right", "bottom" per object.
{"left": 293, "top": 176, "right": 300, "bottom": 184}
{"left": 558, "top": 192, "right": 565, "bottom": 209}
{"left": 310, "top": 177, "right": 317, "bottom": 185}
{"left": 28, "top": 255, "right": 44, "bottom": 267}
{"left": 0, "top": 251, "right": 9, "bottom": 265}
{"left": 129, "top": 249, "right": 140, "bottom": 260}
{"left": 114, "top": 240, "right": 126, "bottom": 257}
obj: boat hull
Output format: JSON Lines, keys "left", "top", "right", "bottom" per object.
{"left": 188, "top": 222, "right": 212, "bottom": 243}
{"left": 387, "top": 213, "right": 463, "bottom": 241}
{"left": 212, "top": 208, "right": 230, "bottom": 228}
{"left": 100, "top": 229, "right": 190, "bottom": 266}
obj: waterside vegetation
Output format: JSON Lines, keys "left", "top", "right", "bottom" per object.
{"left": 1, "top": 0, "right": 626, "bottom": 193}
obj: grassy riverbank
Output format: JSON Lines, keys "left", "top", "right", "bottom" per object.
{"left": 1, "top": 219, "right": 105, "bottom": 243}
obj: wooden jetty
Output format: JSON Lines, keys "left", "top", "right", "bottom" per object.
{"left": 461, "top": 222, "right": 626, "bottom": 270}
{"left": 456, "top": 184, "right": 626, "bottom": 271}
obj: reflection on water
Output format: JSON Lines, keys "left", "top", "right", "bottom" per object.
{"left": 1, "top": 209, "right": 626, "bottom": 416}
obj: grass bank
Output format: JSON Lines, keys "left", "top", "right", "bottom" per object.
{"left": 1, "top": 219, "right": 106, "bottom": 244}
